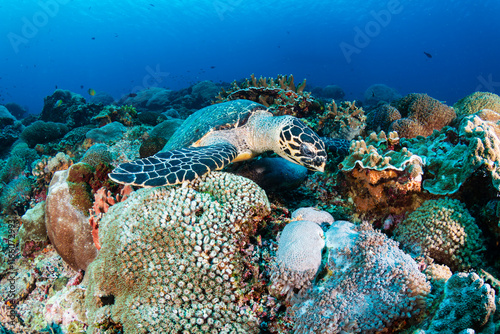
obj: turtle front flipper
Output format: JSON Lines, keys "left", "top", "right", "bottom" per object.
{"left": 109, "top": 143, "right": 238, "bottom": 187}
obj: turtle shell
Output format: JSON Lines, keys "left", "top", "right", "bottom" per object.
{"left": 163, "top": 99, "right": 267, "bottom": 151}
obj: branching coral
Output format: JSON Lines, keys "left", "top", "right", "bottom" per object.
{"left": 85, "top": 172, "right": 270, "bottom": 333}
{"left": 215, "top": 74, "right": 321, "bottom": 118}
{"left": 393, "top": 198, "right": 485, "bottom": 271}
{"left": 92, "top": 105, "right": 138, "bottom": 127}
{"left": 315, "top": 100, "right": 366, "bottom": 140}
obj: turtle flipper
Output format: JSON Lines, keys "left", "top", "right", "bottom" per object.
{"left": 109, "top": 143, "right": 238, "bottom": 187}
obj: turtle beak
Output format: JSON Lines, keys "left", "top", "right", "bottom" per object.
{"left": 305, "top": 156, "right": 326, "bottom": 172}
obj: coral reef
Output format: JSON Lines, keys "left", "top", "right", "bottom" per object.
{"left": 291, "top": 207, "right": 334, "bottom": 225}
{"left": 17, "top": 201, "right": 48, "bottom": 257}
{"left": 4, "top": 102, "right": 27, "bottom": 120}
{"left": 315, "top": 100, "right": 366, "bottom": 140}
{"left": 453, "top": 91, "right": 500, "bottom": 117}
{"left": 0, "top": 175, "right": 34, "bottom": 215}
{"left": 215, "top": 74, "right": 322, "bottom": 118}
{"left": 269, "top": 220, "right": 325, "bottom": 298}
{"left": 45, "top": 167, "right": 98, "bottom": 271}
{"left": 80, "top": 143, "right": 112, "bottom": 168}
{"left": 339, "top": 131, "right": 424, "bottom": 214}
{"left": 92, "top": 105, "right": 137, "bottom": 127}
{"left": 365, "top": 103, "right": 401, "bottom": 133}
{"left": 393, "top": 198, "right": 485, "bottom": 271}
{"left": 20, "top": 121, "right": 69, "bottom": 148}
{"left": 389, "top": 93, "right": 456, "bottom": 138}
{"left": 425, "top": 272, "right": 496, "bottom": 334}
{"left": 321, "top": 85, "right": 345, "bottom": 100}
{"left": 289, "top": 221, "right": 431, "bottom": 333}
{"left": 405, "top": 112, "right": 500, "bottom": 195}
{"left": 85, "top": 172, "right": 270, "bottom": 333}
{"left": 85, "top": 121, "right": 126, "bottom": 144}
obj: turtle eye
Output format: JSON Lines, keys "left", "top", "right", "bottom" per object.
{"left": 300, "top": 143, "right": 314, "bottom": 157}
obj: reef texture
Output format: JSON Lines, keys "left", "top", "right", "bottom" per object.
{"left": 215, "top": 74, "right": 321, "bottom": 118}
{"left": 389, "top": 93, "right": 456, "bottom": 138}
{"left": 269, "top": 220, "right": 325, "bottom": 299}
{"left": 339, "top": 131, "right": 424, "bottom": 214}
{"left": 315, "top": 100, "right": 366, "bottom": 140}
{"left": 393, "top": 198, "right": 485, "bottom": 271}
{"left": 288, "top": 222, "right": 431, "bottom": 333}
{"left": 405, "top": 111, "right": 500, "bottom": 195}
{"left": 453, "top": 91, "right": 500, "bottom": 117}
{"left": 425, "top": 272, "right": 496, "bottom": 334}
{"left": 85, "top": 172, "right": 270, "bottom": 333}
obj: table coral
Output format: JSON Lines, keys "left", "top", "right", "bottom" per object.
{"left": 393, "top": 198, "right": 485, "bottom": 271}
{"left": 288, "top": 222, "right": 431, "bottom": 333}
{"left": 339, "top": 131, "right": 424, "bottom": 214}
{"left": 85, "top": 172, "right": 270, "bottom": 333}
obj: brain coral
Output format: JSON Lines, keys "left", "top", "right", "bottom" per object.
{"left": 85, "top": 172, "right": 270, "bottom": 333}
{"left": 269, "top": 220, "right": 325, "bottom": 298}
{"left": 390, "top": 93, "right": 456, "bottom": 138}
{"left": 453, "top": 91, "right": 500, "bottom": 117}
{"left": 289, "top": 222, "right": 431, "bottom": 333}
{"left": 393, "top": 198, "right": 485, "bottom": 271}
{"left": 426, "top": 272, "right": 496, "bottom": 334}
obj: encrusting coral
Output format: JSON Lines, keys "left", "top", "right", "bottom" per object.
{"left": 85, "top": 172, "right": 270, "bottom": 333}
{"left": 288, "top": 221, "right": 431, "bottom": 333}
{"left": 393, "top": 198, "right": 485, "bottom": 271}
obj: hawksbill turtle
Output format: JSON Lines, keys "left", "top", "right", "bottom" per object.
{"left": 109, "top": 99, "right": 327, "bottom": 187}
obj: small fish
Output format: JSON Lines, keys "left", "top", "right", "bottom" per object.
{"left": 128, "top": 93, "right": 137, "bottom": 97}
{"left": 424, "top": 51, "right": 432, "bottom": 58}
{"left": 55, "top": 85, "right": 58, "bottom": 89}
{"left": 210, "top": 66, "right": 215, "bottom": 69}
{"left": 80, "top": 85, "right": 84, "bottom": 89}
{"left": 88, "top": 88, "right": 96, "bottom": 96}
{"left": 149, "top": 3, "right": 155, "bottom": 6}
{"left": 54, "top": 99, "right": 63, "bottom": 108}
{"left": 91, "top": 37, "right": 95, "bottom": 40}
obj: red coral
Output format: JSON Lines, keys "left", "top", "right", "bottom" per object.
{"left": 89, "top": 185, "right": 133, "bottom": 250}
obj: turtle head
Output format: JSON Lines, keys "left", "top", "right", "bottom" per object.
{"left": 277, "top": 117, "right": 327, "bottom": 172}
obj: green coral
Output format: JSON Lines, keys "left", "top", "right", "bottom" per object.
{"left": 393, "top": 198, "right": 485, "bottom": 271}
{"left": 453, "top": 91, "right": 500, "bottom": 117}
{"left": 404, "top": 112, "right": 500, "bottom": 195}
{"left": 85, "top": 172, "right": 270, "bottom": 333}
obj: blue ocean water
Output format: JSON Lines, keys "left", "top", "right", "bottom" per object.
{"left": 1, "top": 0, "right": 499, "bottom": 113}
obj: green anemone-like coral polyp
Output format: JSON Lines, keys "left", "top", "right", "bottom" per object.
{"left": 85, "top": 172, "right": 270, "bottom": 333}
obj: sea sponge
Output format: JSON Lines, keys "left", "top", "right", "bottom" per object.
{"left": 390, "top": 93, "right": 456, "bottom": 138}
{"left": 85, "top": 172, "right": 270, "bottom": 333}
{"left": 17, "top": 201, "right": 48, "bottom": 257}
{"left": 289, "top": 222, "right": 431, "bottom": 333}
{"left": 45, "top": 168, "right": 98, "bottom": 271}
{"left": 269, "top": 220, "right": 325, "bottom": 298}
{"left": 427, "top": 272, "right": 496, "bottom": 333}
{"left": 393, "top": 198, "right": 485, "bottom": 271}
{"left": 453, "top": 91, "right": 500, "bottom": 117}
